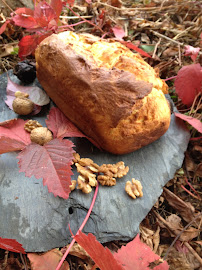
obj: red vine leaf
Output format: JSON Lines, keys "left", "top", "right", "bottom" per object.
{"left": 12, "top": 7, "right": 36, "bottom": 29}
{"left": 50, "top": 0, "right": 63, "bottom": 22}
{"left": 114, "top": 234, "right": 169, "bottom": 270}
{"left": 46, "top": 107, "right": 101, "bottom": 149}
{"left": 74, "top": 231, "right": 124, "bottom": 270}
{"left": 18, "top": 35, "right": 40, "bottom": 59}
{"left": 184, "top": 45, "right": 200, "bottom": 62}
{"left": 0, "top": 19, "right": 11, "bottom": 35}
{"left": 174, "top": 64, "right": 202, "bottom": 106}
{"left": 174, "top": 113, "right": 202, "bottom": 133}
{"left": 0, "top": 237, "right": 26, "bottom": 254}
{"left": 0, "top": 119, "right": 31, "bottom": 154}
{"left": 17, "top": 139, "right": 75, "bottom": 199}
{"left": 46, "top": 107, "right": 86, "bottom": 139}
{"left": 112, "top": 26, "right": 125, "bottom": 40}
{"left": 28, "top": 249, "right": 69, "bottom": 270}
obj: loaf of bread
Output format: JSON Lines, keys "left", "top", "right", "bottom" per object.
{"left": 35, "top": 31, "right": 171, "bottom": 154}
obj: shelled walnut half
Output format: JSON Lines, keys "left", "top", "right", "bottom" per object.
{"left": 98, "top": 161, "right": 129, "bottom": 186}
{"left": 125, "top": 179, "right": 143, "bottom": 199}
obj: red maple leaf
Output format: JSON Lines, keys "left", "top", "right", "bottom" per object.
{"left": 114, "top": 234, "right": 169, "bottom": 270}
{"left": 17, "top": 139, "right": 75, "bottom": 199}
{"left": 28, "top": 249, "right": 69, "bottom": 270}
{"left": 74, "top": 231, "right": 124, "bottom": 270}
{"left": 46, "top": 107, "right": 86, "bottom": 139}
{"left": 174, "top": 63, "right": 202, "bottom": 106}
{"left": 174, "top": 113, "right": 202, "bottom": 133}
{"left": 0, "top": 119, "right": 31, "bottom": 154}
{"left": 0, "top": 237, "right": 26, "bottom": 254}
{"left": 75, "top": 232, "right": 169, "bottom": 270}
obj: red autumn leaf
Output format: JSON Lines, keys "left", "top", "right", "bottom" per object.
{"left": 17, "top": 139, "right": 75, "bottom": 199}
{"left": 174, "top": 63, "right": 202, "bottom": 106}
{"left": 174, "top": 113, "right": 202, "bottom": 133}
{"left": 12, "top": 7, "right": 37, "bottom": 29}
{"left": 0, "top": 19, "right": 11, "bottom": 35}
{"left": 184, "top": 45, "right": 200, "bottom": 62}
{"left": 46, "top": 107, "right": 101, "bottom": 149}
{"left": 50, "top": 0, "right": 63, "bottom": 21}
{"left": 46, "top": 107, "right": 86, "bottom": 139}
{"left": 34, "top": 2, "right": 56, "bottom": 28}
{"left": 122, "top": 41, "right": 152, "bottom": 58}
{"left": 112, "top": 26, "right": 125, "bottom": 40}
{"left": 18, "top": 35, "right": 39, "bottom": 59}
{"left": 114, "top": 234, "right": 169, "bottom": 270}
{"left": 0, "top": 119, "right": 31, "bottom": 154}
{"left": 0, "top": 237, "right": 26, "bottom": 254}
{"left": 67, "top": 0, "right": 75, "bottom": 6}
{"left": 28, "top": 249, "right": 69, "bottom": 270}
{"left": 74, "top": 231, "right": 124, "bottom": 270}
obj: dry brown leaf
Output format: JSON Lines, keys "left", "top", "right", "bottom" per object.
{"left": 166, "top": 214, "right": 199, "bottom": 242}
{"left": 28, "top": 249, "right": 69, "bottom": 270}
{"left": 140, "top": 225, "right": 160, "bottom": 253}
{"left": 163, "top": 188, "right": 197, "bottom": 224}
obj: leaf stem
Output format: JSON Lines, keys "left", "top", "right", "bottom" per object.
{"left": 56, "top": 183, "right": 99, "bottom": 270}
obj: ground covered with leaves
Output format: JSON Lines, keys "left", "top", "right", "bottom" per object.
{"left": 0, "top": 0, "right": 201, "bottom": 269}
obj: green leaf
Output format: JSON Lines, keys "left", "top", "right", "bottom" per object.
{"left": 140, "top": 44, "right": 154, "bottom": 53}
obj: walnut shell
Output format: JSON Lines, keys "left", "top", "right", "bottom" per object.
{"left": 12, "top": 97, "right": 34, "bottom": 115}
{"left": 30, "top": 127, "right": 53, "bottom": 145}
{"left": 35, "top": 31, "right": 171, "bottom": 154}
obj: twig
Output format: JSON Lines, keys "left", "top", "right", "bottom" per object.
{"left": 184, "top": 242, "right": 202, "bottom": 265}
{"left": 20, "top": 253, "right": 28, "bottom": 270}
{"left": 152, "top": 38, "right": 161, "bottom": 58}
{"left": 154, "top": 211, "right": 202, "bottom": 264}
{"left": 67, "top": 6, "right": 104, "bottom": 33}
{"left": 1, "top": 0, "right": 14, "bottom": 13}
{"left": 181, "top": 185, "right": 200, "bottom": 200}
{"left": 59, "top": 15, "right": 93, "bottom": 19}
{"left": 56, "top": 183, "right": 99, "bottom": 270}
{"left": 185, "top": 177, "right": 201, "bottom": 200}
{"left": 150, "top": 30, "right": 184, "bottom": 46}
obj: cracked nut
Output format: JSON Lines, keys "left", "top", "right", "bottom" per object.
{"left": 72, "top": 152, "right": 81, "bottom": 164}
{"left": 125, "top": 179, "right": 143, "bottom": 199}
{"left": 77, "top": 175, "right": 92, "bottom": 193}
{"left": 97, "top": 175, "right": 116, "bottom": 186}
{"left": 98, "top": 161, "right": 129, "bottom": 186}
{"left": 78, "top": 158, "right": 99, "bottom": 173}
{"left": 70, "top": 180, "right": 77, "bottom": 191}
{"left": 12, "top": 97, "right": 34, "bottom": 115}
{"left": 75, "top": 163, "right": 97, "bottom": 187}
{"left": 24, "top": 120, "right": 42, "bottom": 133}
{"left": 30, "top": 127, "right": 53, "bottom": 145}
{"left": 15, "top": 91, "right": 29, "bottom": 98}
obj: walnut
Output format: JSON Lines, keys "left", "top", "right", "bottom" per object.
{"left": 30, "top": 127, "right": 53, "bottom": 145}
{"left": 98, "top": 161, "right": 129, "bottom": 186}
{"left": 114, "top": 161, "right": 129, "bottom": 178}
{"left": 15, "top": 91, "right": 29, "bottom": 98}
{"left": 125, "top": 178, "right": 143, "bottom": 199}
{"left": 97, "top": 175, "right": 116, "bottom": 186}
{"left": 78, "top": 158, "right": 99, "bottom": 173}
{"left": 24, "top": 120, "right": 42, "bottom": 133}
{"left": 70, "top": 180, "right": 77, "bottom": 191}
{"left": 73, "top": 152, "right": 80, "bottom": 163}
{"left": 75, "top": 163, "right": 97, "bottom": 187}
{"left": 77, "top": 175, "right": 92, "bottom": 193}
{"left": 12, "top": 97, "right": 34, "bottom": 115}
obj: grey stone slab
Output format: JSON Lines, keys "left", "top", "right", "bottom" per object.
{"left": 0, "top": 70, "right": 190, "bottom": 252}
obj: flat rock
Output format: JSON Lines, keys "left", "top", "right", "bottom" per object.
{"left": 0, "top": 70, "right": 190, "bottom": 252}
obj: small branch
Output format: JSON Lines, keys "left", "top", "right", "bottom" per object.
{"left": 60, "top": 15, "right": 93, "bottom": 19}
{"left": 67, "top": 6, "right": 104, "bottom": 33}
{"left": 150, "top": 30, "right": 184, "bottom": 46}
{"left": 154, "top": 211, "right": 202, "bottom": 263}
{"left": 184, "top": 242, "right": 202, "bottom": 265}
{"left": 152, "top": 38, "right": 161, "bottom": 58}
{"left": 181, "top": 185, "right": 200, "bottom": 200}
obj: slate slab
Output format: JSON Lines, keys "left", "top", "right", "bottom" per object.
{"left": 0, "top": 70, "right": 190, "bottom": 252}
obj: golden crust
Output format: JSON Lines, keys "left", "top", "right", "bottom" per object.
{"left": 35, "top": 31, "right": 170, "bottom": 154}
